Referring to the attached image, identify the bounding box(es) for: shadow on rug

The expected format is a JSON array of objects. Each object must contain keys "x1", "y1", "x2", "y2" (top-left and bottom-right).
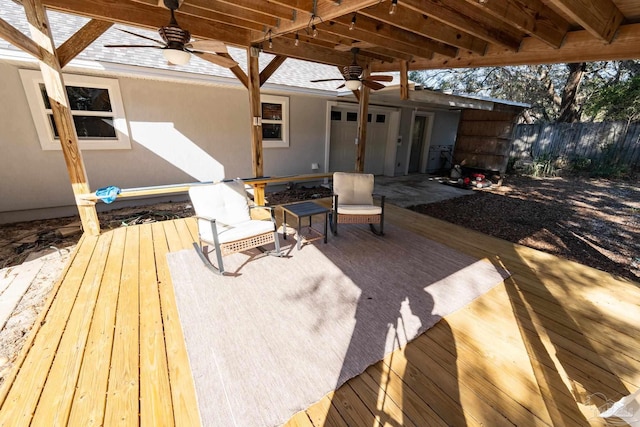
[{"x1": 167, "y1": 224, "x2": 510, "y2": 427}]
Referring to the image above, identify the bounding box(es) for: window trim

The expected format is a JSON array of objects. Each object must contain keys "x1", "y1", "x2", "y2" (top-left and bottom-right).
[
  {"x1": 261, "y1": 94, "x2": 289, "y2": 148},
  {"x1": 19, "y1": 69, "x2": 131, "y2": 151}
]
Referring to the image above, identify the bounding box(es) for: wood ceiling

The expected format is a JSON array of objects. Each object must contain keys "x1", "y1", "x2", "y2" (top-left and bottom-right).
[{"x1": 18, "y1": 0, "x2": 640, "y2": 72}]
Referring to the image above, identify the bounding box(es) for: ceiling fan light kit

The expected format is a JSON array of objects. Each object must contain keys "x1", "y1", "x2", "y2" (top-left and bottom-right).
[
  {"x1": 345, "y1": 79, "x2": 361, "y2": 90},
  {"x1": 163, "y1": 48, "x2": 190, "y2": 65}
]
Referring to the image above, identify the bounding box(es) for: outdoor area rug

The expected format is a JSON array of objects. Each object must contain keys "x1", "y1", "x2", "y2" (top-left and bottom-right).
[{"x1": 167, "y1": 224, "x2": 511, "y2": 427}]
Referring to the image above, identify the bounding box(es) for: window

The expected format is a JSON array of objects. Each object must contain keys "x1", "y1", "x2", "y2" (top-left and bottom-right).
[
  {"x1": 261, "y1": 94, "x2": 289, "y2": 148},
  {"x1": 331, "y1": 110, "x2": 342, "y2": 121},
  {"x1": 346, "y1": 112, "x2": 358, "y2": 122},
  {"x1": 19, "y1": 70, "x2": 131, "y2": 150}
]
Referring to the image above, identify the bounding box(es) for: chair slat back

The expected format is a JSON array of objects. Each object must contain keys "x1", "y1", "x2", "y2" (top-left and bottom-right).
[
  {"x1": 333, "y1": 172, "x2": 374, "y2": 205},
  {"x1": 189, "y1": 180, "x2": 251, "y2": 226}
]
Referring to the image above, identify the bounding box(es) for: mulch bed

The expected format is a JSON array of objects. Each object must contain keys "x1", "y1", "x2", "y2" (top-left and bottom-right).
[{"x1": 409, "y1": 175, "x2": 640, "y2": 283}]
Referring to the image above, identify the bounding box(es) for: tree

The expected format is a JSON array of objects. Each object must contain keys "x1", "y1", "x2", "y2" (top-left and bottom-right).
[
  {"x1": 410, "y1": 61, "x2": 640, "y2": 123},
  {"x1": 583, "y1": 62, "x2": 640, "y2": 123}
]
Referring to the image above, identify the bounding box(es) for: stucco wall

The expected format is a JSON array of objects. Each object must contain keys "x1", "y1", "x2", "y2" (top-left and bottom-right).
[
  {"x1": 0, "y1": 62, "x2": 329, "y2": 222},
  {"x1": 394, "y1": 107, "x2": 460, "y2": 176}
]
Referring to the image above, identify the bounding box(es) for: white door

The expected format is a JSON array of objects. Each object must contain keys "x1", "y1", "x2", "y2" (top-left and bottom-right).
[{"x1": 329, "y1": 107, "x2": 390, "y2": 174}]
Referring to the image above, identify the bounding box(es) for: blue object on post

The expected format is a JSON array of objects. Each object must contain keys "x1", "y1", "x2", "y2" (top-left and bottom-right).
[{"x1": 95, "y1": 186, "x2": 121, "y2": 203}]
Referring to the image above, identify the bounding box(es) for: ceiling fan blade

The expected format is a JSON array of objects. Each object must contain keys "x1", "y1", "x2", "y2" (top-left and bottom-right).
[
  {"x1": 310, "y1": 78, "x2": 345, "y2": 83},
  {"x1": 362, "y1": 79, "x2": 386, "y2": 90},
  {"x1": 369, "y1": 75, "x2": 394, "y2": 82},
  {"x1": 336, "y1": 83, "x2": 346, "y2": 89},
  {"x1": 187, "y1": 39, "x2": 228, "y2": 54},
  {"x1": 192, "y1": 51, "x2": 238, "y2": 68},
  {"x1": 117, "y1": 28, "x2": 166, "y2": 46},
  {"x1": 104, "y1": 44, "x2": 163, "y2": 49}
]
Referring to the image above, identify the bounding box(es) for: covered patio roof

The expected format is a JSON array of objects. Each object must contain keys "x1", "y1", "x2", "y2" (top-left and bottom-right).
[{"x1": 19, "y1": 0, "x2": 640, "y2": 71}]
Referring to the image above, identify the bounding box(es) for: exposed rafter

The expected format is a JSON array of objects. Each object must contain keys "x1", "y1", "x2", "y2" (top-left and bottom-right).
[
  {"x1": 545, "y1": 0, "x2": 624, "y2": 43},
  {"x1": 359, "y1": 4, "x2": 487, "y2": 55},
  {"x1": 462, "y1": 0, "x2": 570, "y2": 48}
]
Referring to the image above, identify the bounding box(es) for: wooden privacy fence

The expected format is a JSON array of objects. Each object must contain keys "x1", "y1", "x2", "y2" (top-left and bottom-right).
[{"x1": 510, "y1": 122, "x2": 640, "y2": 169}]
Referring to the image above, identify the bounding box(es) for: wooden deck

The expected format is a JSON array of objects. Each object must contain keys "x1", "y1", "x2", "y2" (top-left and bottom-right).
[{"x1": 1, "y1": 203, "x2": 638, "y2": 426}]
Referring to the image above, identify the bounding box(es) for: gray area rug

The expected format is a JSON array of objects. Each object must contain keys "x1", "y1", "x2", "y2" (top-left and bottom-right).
[{"x1": 167, "y1": 224, "x2": 510, "y2": 427}]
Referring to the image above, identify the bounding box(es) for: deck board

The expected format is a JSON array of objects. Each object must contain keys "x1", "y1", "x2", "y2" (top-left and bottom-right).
[
  {"x1": 104, "y1": 225, "x2": 140, "y2": 426},
  {"x1": 139, "y1": 223, "x2": 174, "y2": 426},
  {"x1": 68, "y1": 228, "x2": 126, "y2": 426},
  {"x1": 152, "y1": 221, "x2": 201, "y2": 427},
  {"x1": 0, "y1": 203, "x2": 639, "y2": 426}
]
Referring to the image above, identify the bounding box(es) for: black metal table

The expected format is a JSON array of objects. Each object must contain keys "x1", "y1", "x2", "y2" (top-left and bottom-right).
[{"x1": 282, "y1": 201, "x2": 329, "y2": 250}]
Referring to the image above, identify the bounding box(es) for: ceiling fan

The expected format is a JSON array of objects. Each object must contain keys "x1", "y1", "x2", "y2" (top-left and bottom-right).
[
  {"x1": 310, "y1": 48, "x2": 393, "y2": 91},
  {"x1": 104, "y1": 0, "x2": 237, "y2": 68}
]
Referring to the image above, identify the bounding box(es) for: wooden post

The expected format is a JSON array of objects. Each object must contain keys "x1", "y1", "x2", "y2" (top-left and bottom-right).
[
  {"x1": 400, "y1": 60, "x2": 409, "y2": 100},
  {"x1": 355, "y1": 64, "x2": 371, "y2": 173},
  {"x1": 23, "y1": 0, "x2": 100, "y2": 235},
  {"x1": 247, "y1": 46, "x2": 265, "y2": 204}
]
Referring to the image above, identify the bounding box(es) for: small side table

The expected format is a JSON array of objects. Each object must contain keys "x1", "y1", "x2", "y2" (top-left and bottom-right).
[{"x1": 282, "y1": 201, "x2": 329, "y2": 250}]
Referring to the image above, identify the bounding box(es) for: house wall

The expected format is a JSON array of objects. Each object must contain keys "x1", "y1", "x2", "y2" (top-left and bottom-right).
[
  {"x1": 0, "y1": 62, "x2": 329, "y2": 223},
  {"x1": 394, "y1": 107, "x2": 460, "y2": 176}
]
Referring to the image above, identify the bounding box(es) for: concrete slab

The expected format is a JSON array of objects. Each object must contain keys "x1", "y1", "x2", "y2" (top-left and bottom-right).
[{"x1": 374, "y1": 174, "x2": 473, "y2": 208}]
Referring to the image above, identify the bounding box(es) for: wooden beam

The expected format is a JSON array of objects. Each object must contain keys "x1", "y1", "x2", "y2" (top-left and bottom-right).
[
  {"x1": 400, "y1": 0, "x2": 523, "y2": 51},
  {"x1": 219, "y1": 52, "x2": 249, "y2": 88},
  {"x1": 57, "y1": 19, "x2": 113, "y2": 67},
  {"x1": 331, "y1": 13, "x2": 457, "y2": 57},
  {"x1": 298, "y1": 31, "x2": 406, "y2": 62},
  {"x1": 247, "y1": 48, "x2": 263, "y2": 181},
  {"x1": 400, "y1": 60, "x2": 408, "y2": 100},
  {"x1": 372, "y1": 24, "x2": 640, "y2": 71},
  {"x1": 462, "y1": 0, "x2": 569, "y2": 48},
  {"x1": 132, "y1": 0, "x2": 280, "y2": 28},
  {"x1": 42, "y1": 0, "x2": 252, "y2": 47},
  {"x1": 264, "y1": 35, "x2": 353, "y2": 67},
  {"x1": 545, "y1": 0, "x2": 624, "y2": 43},
  {"x1": 260, "y1": 55, "x2": 287, "y2": 86},
  {"x1": 267, "y1": 0, "x2": 314, "y2": 13},
  {"x1": 256, "y1": 0, "x2": 383, "y2": 43},
  {"x1": 318, "y1": 20, "x2": 434, "y2": 61},
  {"x1": 23, "y1": 0, "x2": 100, "y2": 235},
  {"x1": 215, "y1": 0, "x2": 296, "y2": 21},
  {"x1": 359, "y1": 4, "x2": 487, "y2": 55},
  {"x1": 355, "y1": 63, "x2": 370, "y2": 173},
  {"x1": 0, "y1": 16, "x2": 42, "y2": 59}
]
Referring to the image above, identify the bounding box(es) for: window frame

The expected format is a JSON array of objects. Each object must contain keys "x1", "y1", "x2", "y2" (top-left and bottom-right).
[
  {"x1": 260, "y1": 94, "x2": 289, "y2": 148},
  {"x1": 19, "y1": 69, "x2": 131, "y2": 151}
]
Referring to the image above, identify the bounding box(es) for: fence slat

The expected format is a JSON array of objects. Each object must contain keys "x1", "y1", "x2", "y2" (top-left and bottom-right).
[{"x1": 511, "y1": 122, "x2": 640, "y2": 171}]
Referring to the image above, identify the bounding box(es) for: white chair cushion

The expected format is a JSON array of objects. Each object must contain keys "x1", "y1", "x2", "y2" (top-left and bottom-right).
[
  {"x1": 333, "y1": 172, "x2": 374, "y2": 205},
  {"x1": 337, "y1": 205, "x2": 382, "y2": 215},
  {"x1": 189, "y1": 180, "x2": 251, "y2": 226},
  {"x1": 198, "y1": 219, "x2": 274, "y2": 244}
]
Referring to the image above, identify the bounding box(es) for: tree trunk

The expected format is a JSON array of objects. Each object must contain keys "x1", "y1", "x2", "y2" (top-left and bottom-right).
[{"x1": 558, "y1": 62, "x2": 586, "y2": 123}]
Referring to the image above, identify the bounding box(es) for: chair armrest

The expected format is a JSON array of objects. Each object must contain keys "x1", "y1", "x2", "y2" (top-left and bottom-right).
[
  {"x1": 249, "y1": 205, "x2": 274, "y2": 212},
  {"x1": 249, "y1": 205, "x2": 276, "y2": 221},
  {"x1": 373, "y1": 193, "x2": 386, "y2": 209},
  {"x1": 194, "y1": 214, "x2": 216, "y2": 223}
]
